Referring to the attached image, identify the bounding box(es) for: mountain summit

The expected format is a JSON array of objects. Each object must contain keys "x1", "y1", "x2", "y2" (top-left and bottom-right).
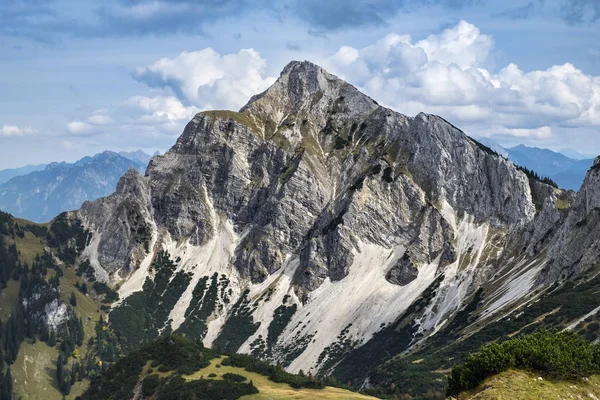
[{"x1": 16, "y1": 61, "x2": 599, "y2": 398}]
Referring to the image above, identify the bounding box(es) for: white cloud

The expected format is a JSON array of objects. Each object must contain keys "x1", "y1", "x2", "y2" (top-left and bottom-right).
[
  {"x1": 67, "y1": 121, "x2": 94, "y2": 134},
  {"x1": 88, "y1": 114, "x2": 114, "y2": 125},
  {"x1": 134, "y1": 48, "x2": 276, "y2": 111},
  {"x1": 324, "y1": 21, "x2": 600, "y2": 141},
  {"x1": 0, "y1": 125, "x2": 38, "y2": 136},
  {"x1": 128, "y1": 95, "x2": 197, "y2": 125}
]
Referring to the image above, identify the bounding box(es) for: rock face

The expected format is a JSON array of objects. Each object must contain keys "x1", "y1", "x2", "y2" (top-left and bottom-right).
[
  {"x1": 542, "y1": 159, "x2": 600, "y2": 282},
  {"x1": 75, "y1": 61, "x2": 598, "y2": 376}
]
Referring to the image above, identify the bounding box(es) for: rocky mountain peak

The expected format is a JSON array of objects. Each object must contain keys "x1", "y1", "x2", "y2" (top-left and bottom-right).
[{"x1": 73, "y1": 61, "x2": 567, "y2": 379}]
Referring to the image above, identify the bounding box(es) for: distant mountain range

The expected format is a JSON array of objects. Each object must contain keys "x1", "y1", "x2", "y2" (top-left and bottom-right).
[
  {"x1": 478, "y1": 138, "x2": 595, "y2": 191},
  {"x1": 0, "y1": 150, "x2": 151, "y2": 222},
  {"x1": 0, "y1": 163, "x2": 47, "y2": 185}
]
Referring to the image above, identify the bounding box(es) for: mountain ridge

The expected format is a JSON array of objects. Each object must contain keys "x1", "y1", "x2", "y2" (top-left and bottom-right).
[{"x1": 0, "y1": 150, "x2": 150, "y2": 223}]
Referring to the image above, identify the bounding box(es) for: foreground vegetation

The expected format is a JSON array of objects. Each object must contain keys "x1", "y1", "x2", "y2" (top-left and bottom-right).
[
  {"x1": 188, "y1": 357, "x2": 378, "y2": 400},
  {"x1": 78, "y1": 334, "x2": 376, "y2": 400},
  {"x1": 456, "y1": 370, "x2": 600, "y2": 400},
  {"x1": 448, "y1": 330, "x2": 600, "y2": 396}
]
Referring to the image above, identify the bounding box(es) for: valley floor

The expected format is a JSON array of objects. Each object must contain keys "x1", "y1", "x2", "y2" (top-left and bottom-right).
[{"x1": 457, "y1": 370, "x2": 600, "y2": 400}]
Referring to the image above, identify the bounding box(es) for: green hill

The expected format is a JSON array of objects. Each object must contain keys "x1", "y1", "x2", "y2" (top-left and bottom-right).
[
  {"x1": 449, "y1": 330, "x2": 600, "y2": 399},
  {"x1": 77, "y1": 334, "x2": 377, "y2": 400},
  {"x1": 456, "y1": 370, "x2": 600, "y2": 400}
]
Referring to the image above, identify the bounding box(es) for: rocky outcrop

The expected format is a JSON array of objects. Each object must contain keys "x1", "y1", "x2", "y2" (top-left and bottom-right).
[
  {"x1": 80, "y1": 167, "x2": 153, "y2": 274},
  {"x1": 541, "y1": 158, "x2": 600, "y2": 282}
]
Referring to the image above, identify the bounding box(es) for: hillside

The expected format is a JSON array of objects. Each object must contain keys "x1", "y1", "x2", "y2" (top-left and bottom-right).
[
  {"x1": 449, "y1": 330, "x2": 600, "y2": 400},
  {"x1": 78, "y1": 334, "x2": 375, "y2": 400},
  {"x1": 0, "y1": 210, "x2": 113, "y2": 399},
  {"x1": 456, "y1": 370, "x2": 600, "y2": 400}
]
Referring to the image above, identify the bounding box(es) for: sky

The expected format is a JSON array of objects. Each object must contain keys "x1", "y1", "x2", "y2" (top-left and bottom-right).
[{"x1": 0, "y1": 0, "x2": 599, "y2": 169}]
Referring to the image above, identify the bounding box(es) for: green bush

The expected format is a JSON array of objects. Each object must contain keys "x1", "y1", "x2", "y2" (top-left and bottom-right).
[
  {"x1": 223, "y1": 373, "x2": 247, "y2": 382},
  {"x1": 447, "y1": 330, "x2": 600, "y2": 396},
  {"x1": 142, "y1": 375, "x2": 160, "y2": 397}
]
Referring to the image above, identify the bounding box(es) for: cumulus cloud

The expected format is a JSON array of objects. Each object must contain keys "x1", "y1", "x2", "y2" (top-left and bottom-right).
[
  {"x1": 56, "y1": 48, "x2": 276, "y2": 141},
  {"x1": 67, "y1": 121, "x2": 94, "y2": 134},
  {"x1": 88, "y1": 114, "x2": 115, "y2": 125},
  {"x1": 324, "y1": 21, "x2": 600, "y2": 140},
  {"x1": 134, "y1": 48, "x2": 276, "y2": 111},
  {"x1": 0, "y1": 125, "x2": 38, "y2": 136},
  {"x1": 128, "y1": 95, "x2": 197, "y2": 125}
]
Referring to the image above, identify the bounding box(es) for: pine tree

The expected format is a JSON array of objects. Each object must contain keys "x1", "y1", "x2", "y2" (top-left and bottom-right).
[
  {"x1": 80, "y1": 282, "x2": 88, "y2": 295},
  {"x1": 56, "y1": 354, "x2": 64, "y2": 388},
  {"x1": 48, "y1": 330, "x2": 57, "y2": 347},
  {"x1": 70, "y1": 292, "x2": 77, "y2": 307},
  {"x1": 3, "y1": 368, "x2": 13, "y2": 400},
  {"x1": 77, "y1": 318, "x2": 84, "y2": 346}
]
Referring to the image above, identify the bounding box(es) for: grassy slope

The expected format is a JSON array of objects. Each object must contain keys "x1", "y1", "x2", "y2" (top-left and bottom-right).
[
  {"x1": 184, "y1": 357, "x2": 379, "y2": 400},
  {"x1": 457, "y1": 370, "x2": 600, "y2": 400},
  {"x1": 12, "y1": 340, "x2": 88, "y2": 400},
  {"x1": 0, "y1": 280, "x2": 19, "y2": 321},
  {"x1": 58, "y1": 267, "x2": 105, "y2": 342},
  {"x1": 12, "y1": 228, "x2": 46, "y2": 264}
]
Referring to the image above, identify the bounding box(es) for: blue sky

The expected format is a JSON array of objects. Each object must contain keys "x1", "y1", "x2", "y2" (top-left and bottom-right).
[{"x1": 0, "y1": 0, "x2": 599, "y2": 169}]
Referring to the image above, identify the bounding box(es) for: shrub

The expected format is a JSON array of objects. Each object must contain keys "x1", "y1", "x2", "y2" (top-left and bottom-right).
[
  {"x1": 447, "y1": 330, "x2": 600, "y2": 396},
  {"x1": 142, "y1": 375, "x2": 160, "y2": 397},
  {"x1": 223, "y1": 373, "x2": 247, "y2": 382}
]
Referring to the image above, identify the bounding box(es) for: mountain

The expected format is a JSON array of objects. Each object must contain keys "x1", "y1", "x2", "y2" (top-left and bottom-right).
[
  {"x1": 477, "y1": 137, "x2": 509, "y2": 158},
  {"x1": 559, "y1": 148, "x2": 595, "y2": 160},
  {"x1": 0, "y1": 151, "x2": 149, "y2": 223},
  {"x1": 76, "y1": 61, "x2": 600, "y2": 396},
  {"x1": 0, "y1": 163, "x2": 47, "y2": 185},
  {"x1": 75, "y1": 62, "x2": 584, "y2": 386},
  {"x1": 118, "y1": 150, "x2": 154, "y2": 165},
  {"x1": 2, "y1": 61, "x2": 600, "y2": 400},
  {"x1": 477, "y1": 139, "x2": 594, "y2": 191}
]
